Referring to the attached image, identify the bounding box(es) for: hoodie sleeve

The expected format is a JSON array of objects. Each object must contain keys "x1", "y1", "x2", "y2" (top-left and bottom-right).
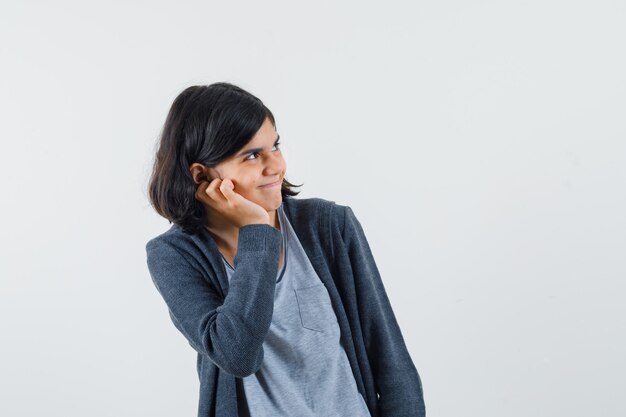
[
  {"x1": 145, "y1": 223, "x2": 282, "y2": 378},
  {"x1": 342, "y1": 205, "x2": 426, "y2": 417}
]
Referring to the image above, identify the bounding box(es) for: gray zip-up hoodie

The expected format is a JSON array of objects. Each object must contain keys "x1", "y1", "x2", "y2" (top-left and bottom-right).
[{"x1": 145, "y1": 196, "x2": 426, "y2": 417}]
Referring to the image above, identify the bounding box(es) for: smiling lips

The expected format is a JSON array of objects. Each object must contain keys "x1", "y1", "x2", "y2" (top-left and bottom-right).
[{"x1": 259, "y1": 179, "x2": 281, "y2": 188}]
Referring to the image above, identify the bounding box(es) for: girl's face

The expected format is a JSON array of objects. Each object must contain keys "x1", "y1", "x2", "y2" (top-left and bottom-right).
[{"x1": 197, "y1": 117, "x2": 286, "y2": 211}]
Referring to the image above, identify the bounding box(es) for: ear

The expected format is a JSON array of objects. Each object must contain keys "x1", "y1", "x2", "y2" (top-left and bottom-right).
[{"x1": 189, "y1": 163, "x2": 210, "y2": 185}]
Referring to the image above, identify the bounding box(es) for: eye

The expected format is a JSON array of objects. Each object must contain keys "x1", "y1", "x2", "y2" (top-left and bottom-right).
[{"x1": 244, "y1": 141, "x2": 281, "y2": 161}]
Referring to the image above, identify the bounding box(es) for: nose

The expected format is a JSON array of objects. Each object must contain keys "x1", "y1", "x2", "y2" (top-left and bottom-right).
[{"x1": 263, "y1": 151, "x2": 285, "y2": 176}]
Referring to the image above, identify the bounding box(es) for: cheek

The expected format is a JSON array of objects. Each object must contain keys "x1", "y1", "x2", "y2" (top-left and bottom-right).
[
  {"x1": 230, "y1": 171, "x2": 257, "y2": 190},
  {"x1": 272, "y1": 158, "x2": 286, "y2": 177}
]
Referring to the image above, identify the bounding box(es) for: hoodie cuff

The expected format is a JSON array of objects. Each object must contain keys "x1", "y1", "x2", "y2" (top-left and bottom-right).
[{"x1": 237, "y1": 223, "x2": 282, "y2": 252}]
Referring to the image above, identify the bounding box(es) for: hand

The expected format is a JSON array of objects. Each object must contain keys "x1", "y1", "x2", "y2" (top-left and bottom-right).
[{"x1": 195, "y1": 177, "x2": 270, "y2": 228}]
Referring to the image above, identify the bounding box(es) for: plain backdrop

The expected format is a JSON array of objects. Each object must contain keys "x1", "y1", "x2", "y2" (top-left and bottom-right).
[{"x1": 1, "y1": 1, "x2": 625, "y2": 416}]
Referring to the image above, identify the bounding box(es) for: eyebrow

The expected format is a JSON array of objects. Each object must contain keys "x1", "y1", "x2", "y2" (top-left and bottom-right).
[{"x1": 236, "y1": 135, "x2": 281, "y2": 157}]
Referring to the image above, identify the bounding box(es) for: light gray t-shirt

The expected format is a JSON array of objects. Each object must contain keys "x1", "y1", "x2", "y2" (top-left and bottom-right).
[{"x1": 220, "y1": 202, "x2": 371, "y2": 417}]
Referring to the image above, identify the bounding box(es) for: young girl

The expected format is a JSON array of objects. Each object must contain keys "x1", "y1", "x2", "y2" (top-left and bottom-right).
[{"x1": 145, "y1": 82, "x2": 425, "y2": 417}]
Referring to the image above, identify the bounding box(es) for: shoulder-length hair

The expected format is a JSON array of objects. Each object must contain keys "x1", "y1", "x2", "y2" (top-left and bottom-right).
[{"x1": 147, "y1": 82, "x2": 302, "y2": 235}]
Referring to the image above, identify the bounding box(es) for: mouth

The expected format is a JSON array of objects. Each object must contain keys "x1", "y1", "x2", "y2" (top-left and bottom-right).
[{"x1": 259, "y1": 178, "x2": 282, "y2": 188}]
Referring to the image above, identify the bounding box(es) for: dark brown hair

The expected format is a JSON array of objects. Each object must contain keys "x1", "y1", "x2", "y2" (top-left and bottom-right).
[{"x1": 147, "y1": 82, "x2": 302, "y2": 235}]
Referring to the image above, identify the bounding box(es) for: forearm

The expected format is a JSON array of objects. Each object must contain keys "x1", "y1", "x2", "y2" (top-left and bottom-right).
[{"x1": 146, "y1": 223, "x2": 282, "y2": 377}]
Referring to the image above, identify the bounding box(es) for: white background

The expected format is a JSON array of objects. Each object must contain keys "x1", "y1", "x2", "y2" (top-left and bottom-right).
[{"x1": 1, "y1": 1, "x2": 625, "y2": 416}]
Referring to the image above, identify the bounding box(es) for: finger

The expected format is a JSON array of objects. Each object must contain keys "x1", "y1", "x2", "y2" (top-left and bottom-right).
[
  {"x1": 197, "y1": 179, "x2": 220, "y2": 206},
  {"x1": 219, "y1": 178, "x2": 241, "y2": 204},
  {"x1": 206, "y1": 178, "x2": 228, "y2": 204},
  {"x1": 195, "y1": 180, "x2": 211, "y2": 203}
]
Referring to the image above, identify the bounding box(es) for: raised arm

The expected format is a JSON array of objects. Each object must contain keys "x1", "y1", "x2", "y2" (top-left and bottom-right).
[{"x1": 145, "y1": 223, "x2": 281, "y2": 378}]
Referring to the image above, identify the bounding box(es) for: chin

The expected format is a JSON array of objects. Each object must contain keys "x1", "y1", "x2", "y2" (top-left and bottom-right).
[{"x1": 255, "y1": 194, "x2": 283, "y2": 211}]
